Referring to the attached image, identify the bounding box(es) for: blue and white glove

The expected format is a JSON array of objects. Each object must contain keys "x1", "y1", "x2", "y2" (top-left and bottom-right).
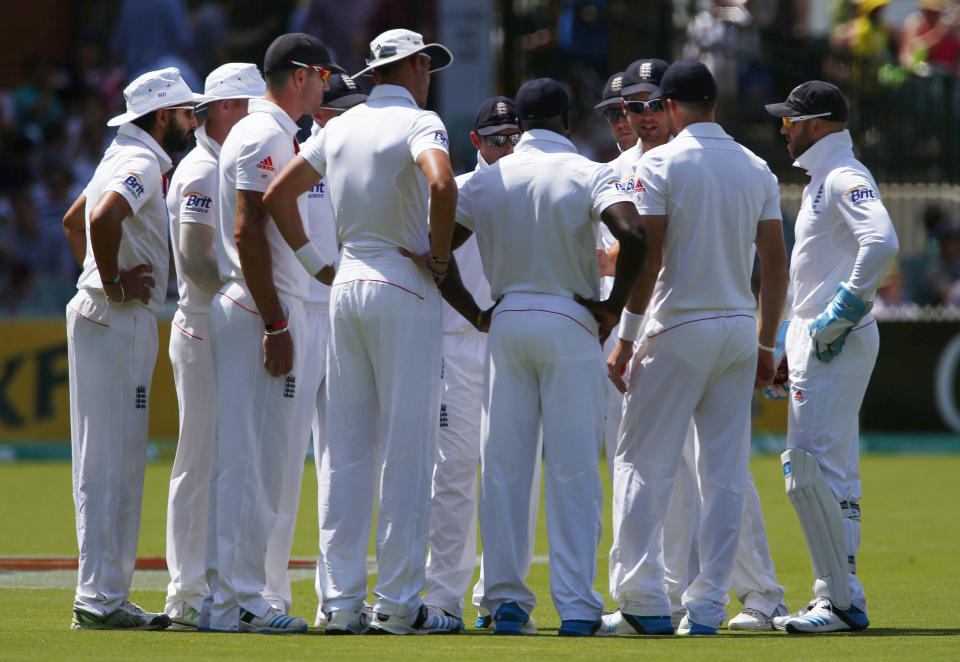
[
  {"x1": 763, "y1": 320, "x2": 791, "y2": 400},
  {"x1": 808, "y1": 284, "x2": 870, "y2": 363}
]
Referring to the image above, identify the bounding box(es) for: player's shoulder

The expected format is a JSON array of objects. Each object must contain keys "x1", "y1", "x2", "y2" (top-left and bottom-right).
[{"x1": 826, "y1": 163, "x2": 881, "y2": 204}]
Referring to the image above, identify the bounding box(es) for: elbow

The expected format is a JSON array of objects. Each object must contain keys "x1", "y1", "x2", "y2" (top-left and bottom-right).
[
  {"x1": 430, "y1": 177, "x2": 458, "y2": 202},
  {"x1": 234, "y1": 223, "x2": 258, "y2": 253}
]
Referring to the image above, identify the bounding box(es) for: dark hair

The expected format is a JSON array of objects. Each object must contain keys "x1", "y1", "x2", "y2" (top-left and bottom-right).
[
  {"x1": 674, "y1": 98, "x2": 718, "y2": 115},
  {"x1": 374, "y1": 56, "x2": 413, "y2": 82},
  {"x1": 131, "y1": 110, "x2": 158, "y2": 132},
  {"x1": 265, "y1": 68, "x2": 293, "y2": 92},
  {"x1": 520, "y1": 115, "x2": 567, "y2": 134}
]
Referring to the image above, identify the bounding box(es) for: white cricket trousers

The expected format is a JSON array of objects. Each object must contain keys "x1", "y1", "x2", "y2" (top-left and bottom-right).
[
  {"x1": 661, "y1": 422, "x2": 786, "y2": 618},
  {"x1": 479, "y1": 293, "x2": 605, "y2": 622},
  {"x1": 67, "y1": 291, "x2": 157, "y2": 614},
  {"x1": 611, "y1": 313, "x2": 756, "y2": 629},
  {"x1": 318, "y1": 259, "x2": 441, "y2": 619},
  {"x1": 786, "y1": 316, "x2": 878, "y2": 612},
  {"x1": 165, "y1": 309, "x2": 216, "y2": 615},
  {"x1": 205, "y1": 283, "x2": 308, "y2": 630},
  {"x1": 262, "y1": 304, "x2": 327, "y2": 613}
]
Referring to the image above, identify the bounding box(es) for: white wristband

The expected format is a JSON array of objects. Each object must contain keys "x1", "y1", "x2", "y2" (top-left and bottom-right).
[
  {"x1": 617, "y1": 309, "x2": 644, "y2": 343},
  {"x1": 758, "y1": 343, "x2": 775, "y2": 353},
  {"x1": 295, "y1": 241, "x2": 326, "y2": 277}
]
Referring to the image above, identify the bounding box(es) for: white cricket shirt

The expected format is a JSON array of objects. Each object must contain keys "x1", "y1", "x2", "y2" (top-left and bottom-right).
[
  {"x1": 298, "y1": 84, "x2": 449, "y2": 268},
  {"x1": 76, "y1": 122, "x2": 172, "y2": 313},
  {"x1": 167, "y1": 123, "x2": 220, "y2": 314},
  {"x1": 789, "y1": 129, "x2": 898, "y2": 317},
  {"x1": 455, "y1": 129, "x2": 631, "y2": 300},
  {"x1": 300, "y1": 124, "x2": 339, "y2": 310},
  {"x1": 634, "y1": 122, "x2": 781, "y2": 331},
  {"x1": 442, "y1": 153, "x2": 494, "y2": 334},
  {"x1": 216, "y1": 97, "x2": 308, "y2": 306}
]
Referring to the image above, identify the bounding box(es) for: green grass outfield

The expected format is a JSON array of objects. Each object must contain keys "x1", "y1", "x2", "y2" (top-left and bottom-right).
[{"x1": 1, "y1": 454, "x2": 958, "y2": 660}]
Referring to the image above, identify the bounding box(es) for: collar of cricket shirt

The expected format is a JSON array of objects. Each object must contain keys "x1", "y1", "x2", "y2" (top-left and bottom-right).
[
  {"x1": 794, "y1": 129, "x2": 853, "y2": 176},
  {"x1": 248, "y1": 97, "x2": 301, "y2": 137},
  {"x1": 516, "y1": 128, "x2": 576, "y2": 153},
  {"x1": 368, "y1": 83, "x2": 419, "y2": 108},
  {"x1": 117, "y1": 122, "x2": 173, "y2": 172},
  {"x1": 194, "y1": 123, "x2": 220, "y2": 159}
]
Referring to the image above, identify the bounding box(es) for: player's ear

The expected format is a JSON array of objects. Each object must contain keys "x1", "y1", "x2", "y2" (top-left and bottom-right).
[{"x1": 470, "y1": 131, "x2": 481, "y2": 149}]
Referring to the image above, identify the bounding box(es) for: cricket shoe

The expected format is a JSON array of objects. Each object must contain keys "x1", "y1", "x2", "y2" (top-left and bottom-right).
[
  {"x1": 677, "y1": 614, "x2": 718, "y2": 635},
  {"x1": 369, "y1": 604, "x2": 462, "y2": 635},
  {"x1": 475, "y1": 611, "x2": 492, "y2": 629},
  {"x1": 239, "y1": 607, "x2": 307, "y2": 634},
  {"x1": 598, "y1": 610, "x2": 674, "y2": 635},
  {"x1": 71, "y1": 601, "x2": 171, "y2": 630},
  {"x1": 492, "y1": 602, "x2": 537, "y2": 635},
  {"x1": 324, "y1": 608, "x2": 370, "y2": 635},
  {"x1": 558, "y1": 618, "x2": 616, "y2": 637},
  {"x1": 167, "y1": 603, "x2": 201, "y2": 628},
  {"x1": 783, "y1": 598, "x2": 869, "y2": 634},
  {"x1": 728, "y1": 607, "x2": 777, "y2": 631}
]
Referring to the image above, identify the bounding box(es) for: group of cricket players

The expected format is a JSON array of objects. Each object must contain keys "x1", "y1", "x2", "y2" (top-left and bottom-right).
[{"x1": 64, "y1": 25, "x2": 898, "y2": 640}]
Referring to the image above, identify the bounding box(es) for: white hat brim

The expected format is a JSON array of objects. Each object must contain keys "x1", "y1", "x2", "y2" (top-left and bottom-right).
[
  {"x1": 353, "y1": 43, "x2": 453, "y2": 77},
  {"x1": 106, "y1": 92, "x2": 208, "y2": 127}
]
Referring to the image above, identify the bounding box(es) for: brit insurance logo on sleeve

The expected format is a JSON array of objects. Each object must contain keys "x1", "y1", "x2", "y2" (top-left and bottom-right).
[
  {"x1": 844, "y1": 184, "x2": 878, "y2": 206},
  {"x1": 431, "y1": 131, "x2": 449, "y2": 149},
  {"x1": 183, "y1": 190, "x2": 212, "y2": 213},
  {"x1": 121, "y1": 172, "x2": 146, "y2": 199}
]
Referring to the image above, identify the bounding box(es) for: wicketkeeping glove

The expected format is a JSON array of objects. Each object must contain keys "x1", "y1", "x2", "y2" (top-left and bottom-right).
[
  {"x1": 763, "y1": 320, "x2": 791, "y2": 400},
  {"x1": 808, "y1": 284, "x2": 870, "y2": 363}
]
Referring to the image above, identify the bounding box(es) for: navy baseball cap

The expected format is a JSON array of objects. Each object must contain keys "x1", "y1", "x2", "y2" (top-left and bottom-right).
[
  {"x1": 263, "y1": 33, "x2": 338, "y2": 75},
  {"x1": 516, "y1": 78, "x2": 571, "y2": 121},
  {"x1": 621, "y1": 58, "x2": 670, "y2": 96},
  {"x1": 593, "y1": 72, "x2": 625, "y2": 110},
  {"x1": 651, "y1": 61, "x2": 717, "y2": 102},
  {"x1": 765, "y1": 81, "x2": 849, "y2": 122},
  {"x1": 474, "y1": 96, "x2": 519, "y2": 135},
  {"x1": 323, "y1": 73, "x2": 367, "y2": 108}
]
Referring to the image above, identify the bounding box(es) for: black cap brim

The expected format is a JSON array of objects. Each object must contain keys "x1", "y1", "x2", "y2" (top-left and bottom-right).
[
  {"x1": 325, "y1": 92, "x2": 368, "y2": 108},
  {"x1": 593, "y1": 97, "x2": 622, "y2": 110},
  {"x1": 764, "y1": 101, "x2": 801, "y2": 117}
]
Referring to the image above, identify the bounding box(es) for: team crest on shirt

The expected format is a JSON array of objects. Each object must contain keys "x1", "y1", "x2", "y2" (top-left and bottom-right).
[
  {"x1": 844, "y1": 184, "x2": 878, "y2": 206},
  {"x1": 184, "y1": 191, "x2": 212, "y2": 213},
  {"x1": 121, "y1": 173, "x2": 145, "y2": 199},
  {"x1": 432, "y1": 131, "x2": 449, "y2": 148}
]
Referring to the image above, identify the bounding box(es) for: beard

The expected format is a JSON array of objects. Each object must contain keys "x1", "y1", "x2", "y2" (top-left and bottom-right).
[{"x1": 162, "y1": 119, "x2": 193, "y2": 154}]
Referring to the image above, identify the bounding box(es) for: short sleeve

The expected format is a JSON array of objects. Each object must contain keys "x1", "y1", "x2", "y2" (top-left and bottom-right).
[
  {"x1": 454, "y1": 175, "x2": 476, "y2": 232},
  {"x1": 235, "y1": 131, "x2": 288, "y2": 193},
  {"x1": 408, "y1": 111, "x2": 450, "y2": 160},
  {"x1": 299, "y1": 128, "x2": 327, "y2": 176},
  {"x1": 177, "y1": 168, "x2": 217, "y2": 228},
  {"x1": 104, "y1": 154, "x2": 160, "y2": 215},
  {"x1": 633, "y1": 154, "x2": 667, "y2": 215},
  {"x1": 589, "y1": 162, "x2": 632, "y2": 218},
  {"x1": 759, "y1": 168, "x2": 782, "y2": 221}
]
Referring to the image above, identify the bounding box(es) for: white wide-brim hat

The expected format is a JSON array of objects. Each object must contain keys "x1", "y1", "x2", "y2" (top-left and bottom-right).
[
  {"x1": 197, "y1": 62, "x2": 266, "y2": 104},
  {"x1": 353, "y1": 28, "x2": 453, "y2": 77},
  {"x1": 107, "y1": 67, "x2": 205, "y2": 127}
]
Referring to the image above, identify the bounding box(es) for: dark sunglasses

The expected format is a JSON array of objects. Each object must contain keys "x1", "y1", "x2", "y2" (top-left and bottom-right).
[
  {"x1": 482, "y1": 133, "x2": 521, "y2": 147},
  {"x1": 623, "y1": 98, "x2": 664, "y2": 114},
  {"x1": 602, "y1": 108, "x2": 625, "y2": 123}
]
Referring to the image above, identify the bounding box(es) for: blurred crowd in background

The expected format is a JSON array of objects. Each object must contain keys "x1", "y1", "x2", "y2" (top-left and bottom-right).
[{"x1": 2, "y1": 0, "x2": 960, "y2": 316}]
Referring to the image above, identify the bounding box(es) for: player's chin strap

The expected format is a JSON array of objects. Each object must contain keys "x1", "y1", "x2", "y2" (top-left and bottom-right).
[{"x1": 781, "y1": 447, "x2": 853, "y2": 610}]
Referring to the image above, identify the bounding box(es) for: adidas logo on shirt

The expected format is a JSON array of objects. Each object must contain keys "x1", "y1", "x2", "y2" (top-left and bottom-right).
[{"x1": 256, "y1": 156, "x2": 275, "y2": 171}]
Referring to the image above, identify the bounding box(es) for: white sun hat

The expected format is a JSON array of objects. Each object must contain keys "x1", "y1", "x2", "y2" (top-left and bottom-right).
[
  {"x1": 198, "y1": 62, "x2": 266, "y2": 104},
  {"x1": 353, "y1": 28, "x2": 453, "y2": 77},
  {"x1": 107, "y1": 67, "x2": 205, "y2": 127}
]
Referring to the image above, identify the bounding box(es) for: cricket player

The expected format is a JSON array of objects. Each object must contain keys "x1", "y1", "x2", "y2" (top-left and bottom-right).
[
  {"x1": 164, "y1": 62, "x2": 266, "y2": 629},
  {"x1": 449, "y1": 77, "x2": 647, "y2": 637},
  {"x1": 262, "y1": 28, "x2": 461, "y2": 635},
  {"x1": 422, "y1": 96, "x2": 535, "y2": 630},
  {"x1": 261, "y1": 72, "x2": 368, "y2": 625},
  {"x1": 202, "y1": 33, "x2": 336, "y2": 634},
  {"x1": 63, "y1": 67, "x2": 200, "y2": 630},
  {"x1": 605, "y1": 61, "x2": 788, "y2": 636},
  {"x1": 765, "y1": 81, "x2": 898, "y2": 633},
  {"x1": 596, "y1": 71, "x2": 636, "y2": 157}
]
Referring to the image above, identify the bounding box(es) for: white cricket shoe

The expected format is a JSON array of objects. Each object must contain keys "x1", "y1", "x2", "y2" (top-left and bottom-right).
[
  {"x1": 325, "y1": 608, "x2": 370, "y2": 635},
  {"x1": 238, "y1": 607, "x2": 307, "y2": 634},
  {"x1": 677, "y1": 614, "x2": 718, "y2": 635},
  {"x1": 369, "y1": 604, "x2": 462, "y2": 635},
  {"x1": 599, "y1": 610, "x2": 674, "y2": 635},
  {"x1": 71, "y1": 600, "x2": 171, "y2": 631},
  {"x1": 783, "y1": 598, "x2": 869, "y2": 634},
  {"x1": 728, "y1": 607, "x2": 776, "y2": 631},
  {"x1": 167, "y1": 602, "x2": 201, "y2": 628}
]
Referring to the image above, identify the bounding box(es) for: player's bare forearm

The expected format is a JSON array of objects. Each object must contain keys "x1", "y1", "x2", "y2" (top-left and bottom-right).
[
  {"x1": 63, "y1": 193, "x2": 87, "y2": 267},
  {"x1": 418, "y1": 149, "x2": 457, "y2": 265},
  {"x1": 89, "y1": 191, "x2": 131, "y2": 281},
  {"x1": 235, "y1": 189, "x2": 284, "y2": 325},
  {"x1": 601, "y1": 202, "x2": 648, "y2": 310},
  {"x1": 263, "y1": 156, "x2": 320, "y2": 253},
  {"x1": 755, "y1": 219, "x2": 788, "y2": 347},
  {"x1": 623, "y1": 214, "x2": 665, "y2": 315},
  {"x1": 438, "y1": 255, "x2": 484, "y2": 328}
]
